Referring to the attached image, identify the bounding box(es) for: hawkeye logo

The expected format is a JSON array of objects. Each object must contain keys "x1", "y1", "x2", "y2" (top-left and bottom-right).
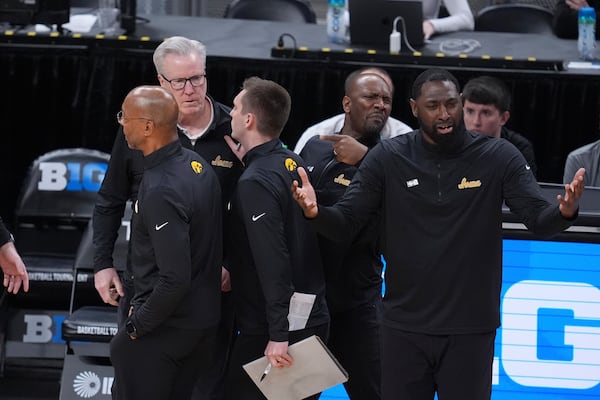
[
  {"x1": 72, "y1": 371, "x2": 112, "y2": 398},
  {"x1": 284, "y1": 158, "x2": 297, "y2": 172},
  {"x1": 38, "y1": 162, "x2": 107, "y2": 192},
  {"x1": 211, "y1": 155, "x2": 234, "y2": 168},
  {"x1": 333, "y1": 174, "x2": 351, "y2": 187},
  {"x1": 457, "y1": 177, "x2": 482, "y2": 189},
  {"x1": 191, "y1": 161, "x2": 203, "y2": 174}
]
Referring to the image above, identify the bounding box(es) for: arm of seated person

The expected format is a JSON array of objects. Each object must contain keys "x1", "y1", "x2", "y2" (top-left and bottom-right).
[{"x1": 320, "y1": 134, "x2": 368, "y2": 165}]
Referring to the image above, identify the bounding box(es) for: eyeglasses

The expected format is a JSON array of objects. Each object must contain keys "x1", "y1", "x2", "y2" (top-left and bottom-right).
[
  {"x1": 160, "y1": 73, "x2": 206, "y2": 90},
  {"x1": 116, "y1": 111, "x2": 152, "y2": 124}
]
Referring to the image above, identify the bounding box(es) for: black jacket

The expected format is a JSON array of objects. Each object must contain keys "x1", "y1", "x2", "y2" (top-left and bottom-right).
[
  {"x1": 128, "y1": 141, "x2": 222, "y2": 336},
  {"x1": 314, "y1": 129, "x2": 575, "y2": 335},
  {"x1": 300, "y1": 134, "x2": 382, "y2": 313},
  {"x1": 0, "y1": 216, "x2": 11, "y2": 246},
  {"x1": 501, "y1": 127, "x2": 538, "y2": 177},
  {"x1": 228, "y1": 139, "x2": 329, "y2": 341},
  {"x1": 93, "y1": 98, "x2": 242, "y2": 273}
]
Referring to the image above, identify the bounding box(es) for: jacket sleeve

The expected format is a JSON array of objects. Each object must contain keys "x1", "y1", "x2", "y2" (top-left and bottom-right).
[
  {"x1": 502, "y1": 143, "x2": 576, "y2": 236},
  {"x1": 0, "y1": 216, "x2": 12, "y2": 246},
  {"x1": 429, "y1": 0, "x2": 475, "y2": 34},
  {"x1": 237, "y1": 178, "x2": 294, "y2": 342},
  {"x1": 507, "y1": 132, "x2": 538, "y2": 178},
  {"x1": 312, "y1": 145, "x2": 386, "y2": 243},
  {"x1": 93, "y1": 129, "x2": 140, "y2": 272},
  {"x1": 521, "y1": 143, "x2": 538, "y2": 178}
]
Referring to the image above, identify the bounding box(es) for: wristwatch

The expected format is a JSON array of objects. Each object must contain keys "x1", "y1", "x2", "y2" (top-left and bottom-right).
[{"x1": 125, "y1": 319, "x2": 138, "y2": 340}]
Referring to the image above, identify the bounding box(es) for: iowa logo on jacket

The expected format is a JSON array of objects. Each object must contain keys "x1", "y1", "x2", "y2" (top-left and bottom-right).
[
  {"x1": 457, "y1": 177, "x2": 482, "y2": 189},
  {"x1": 190, "y1": 161, "x2": 204, "y2": 174},
  {"x1": 284, "y1": 158, "x2": 297, "y2": 172}
]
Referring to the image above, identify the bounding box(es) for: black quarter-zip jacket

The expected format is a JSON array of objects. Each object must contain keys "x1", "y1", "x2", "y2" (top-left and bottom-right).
[
  {"x1": 300, "y1": 134, "x2": 383, "y2": 313},
  {"x1": 229, "y1": 139, "x2": 329, "y2": 341},
  {"x1": 128, "y1": 141, "x2": 222, "y2": 336},
  {"x1": 93, "y1": 98, "x2": 242, "y2": 273},
  {"x1": 313, "y1": 128, "x2": 576, "y2": 335}
]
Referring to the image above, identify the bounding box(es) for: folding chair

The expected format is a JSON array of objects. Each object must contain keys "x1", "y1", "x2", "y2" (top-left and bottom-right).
[{"x1": 475, "y1": 4, "x2": 554, "y2": 33}]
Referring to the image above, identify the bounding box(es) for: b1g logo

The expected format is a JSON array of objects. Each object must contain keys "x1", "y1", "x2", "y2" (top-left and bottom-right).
[
  {"x1": 37, "y1": 162, "x2": 108, "y2": 192},
  {"x1": 501, "y1": 280, "x2": 600, "y2": 390},
  {"x1": 22, "y1": 313, "x2": 66, "y2": 343}
]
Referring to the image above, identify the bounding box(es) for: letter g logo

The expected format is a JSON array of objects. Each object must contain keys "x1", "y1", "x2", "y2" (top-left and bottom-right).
[{"x1": 502, "y1": 280, "x2": 600, "y2": 389}]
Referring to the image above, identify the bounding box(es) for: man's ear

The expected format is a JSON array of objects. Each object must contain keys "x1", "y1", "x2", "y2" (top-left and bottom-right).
[
  {"x1": 143, "y1": 120, "x2": 154, "y2": 136},
  {"x1": 245, "y1": 113, "x2": 255, "y2": 128},
  {"x1": 409, "y1": 98, "x2": 418, "y2": 118},
  {"x1": 342, "y1": 95, "x2": 351, "y2": 113},
  {"x1": 499, "y1": 110, "x2": 510, "y2": 127}
]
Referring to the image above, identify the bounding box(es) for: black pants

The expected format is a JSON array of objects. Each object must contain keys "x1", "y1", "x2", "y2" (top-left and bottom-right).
[
  {"x1": 381, "y1": 327, "x2": 496, "y2": 400},
  {"x1": 324, "y1": 302, "x2": 381, "y2": 400},
  {"x1": 191, "y1": 291, "x2": 236, "y2": 400},
  {"x1": 224, "y1": 323, "x2": 329, "y2": 400},
  {"x1": 116, "y1": 277, "x2": 133, "y2": 328},
  {"x1": 116, "y1": 284, "x2": 234, "y2": 400},
  {"x1": 110, "y1": 324, "x2": 219, "y2": 400}
]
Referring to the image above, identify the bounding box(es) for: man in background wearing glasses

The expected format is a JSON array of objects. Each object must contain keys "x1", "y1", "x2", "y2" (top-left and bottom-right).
[{"x1": 93, "y1": 36, "x2": 242, "y2": 400}]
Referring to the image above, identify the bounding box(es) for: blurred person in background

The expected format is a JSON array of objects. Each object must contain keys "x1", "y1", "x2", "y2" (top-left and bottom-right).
[
  {"x1": 462, "y1": 75, "x2": 538, "y2": 177},
  {"x1": 422, "y1": 0, "x2": 474, "y2": 40}
]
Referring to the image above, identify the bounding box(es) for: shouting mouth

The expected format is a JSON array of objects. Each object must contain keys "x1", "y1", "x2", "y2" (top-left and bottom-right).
[{"x1": 436, "y1": 123, "x2": 453, "y2": 135}]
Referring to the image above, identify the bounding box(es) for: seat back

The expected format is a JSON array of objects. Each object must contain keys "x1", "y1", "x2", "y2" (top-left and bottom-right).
[
  {"x1": 475, "y1": 4, "x2": 554, "y2": 33},
  {"x1": 14, "y1": 148, "x2": 110, "y2": 258},
  {"x1": 0, "y1": 148, "x2": 109, "y2": 369},
  {"x1": 223, "y1": 0, "x2": 317, "y2": 23},
  {"x1": 9, "y1": 148, "x2": 109, "y2": 308}
]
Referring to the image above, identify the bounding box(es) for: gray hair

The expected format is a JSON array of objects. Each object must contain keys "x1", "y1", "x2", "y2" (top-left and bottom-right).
[{"x1": 152, "y1": 36, "x2": 207, "y2": 75}]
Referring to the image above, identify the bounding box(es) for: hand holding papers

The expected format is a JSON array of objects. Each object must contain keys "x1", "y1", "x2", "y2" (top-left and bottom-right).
[{"x1": 243, "y1": 335, "x2": 348, "y2": 400}]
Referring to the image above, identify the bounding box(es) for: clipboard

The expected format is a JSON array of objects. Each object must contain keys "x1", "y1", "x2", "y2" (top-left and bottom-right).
[{"x1": 242, "y1": 335, "x2": 349, "y2": 400}]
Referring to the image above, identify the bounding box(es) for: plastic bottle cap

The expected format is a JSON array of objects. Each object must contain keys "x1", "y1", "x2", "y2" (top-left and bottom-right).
[{"x1": 579, "y1": 6, "x2": 596, "y2": 19}]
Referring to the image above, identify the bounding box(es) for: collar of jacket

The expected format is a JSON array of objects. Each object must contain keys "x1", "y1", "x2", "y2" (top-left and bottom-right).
[
  {"x1": 243, "y1": 138, "x2": 285, "y2": 164},
  {"x1": 142, "y1": 140, "x2": 182, "y2": 170}
]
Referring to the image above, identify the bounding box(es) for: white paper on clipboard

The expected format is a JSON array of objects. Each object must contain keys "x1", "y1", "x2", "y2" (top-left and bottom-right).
[{"x1": 242, "y1": 335, "x2": 348, "y2": 400}]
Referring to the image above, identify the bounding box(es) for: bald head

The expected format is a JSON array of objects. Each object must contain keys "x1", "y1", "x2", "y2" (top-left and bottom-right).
[
  {"x1": 125, "y1": 86, "x2": 178, "y2": 127},
  {"x1": 345, "y1": 67, "x2": 394, "y2": 95},
  {"x1": 120, "y1": 85, "x2": 179, "y2": 155}
]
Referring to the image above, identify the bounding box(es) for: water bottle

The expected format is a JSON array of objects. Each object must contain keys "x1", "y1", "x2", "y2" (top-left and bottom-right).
[
  {"x1": 326, "y1": 0, "x2": 349, "y2": 44},
  {"x1": 97, "y1": 0, "x2": 120, "y2": 34},
  {"x1": 578, "y1": 7, "x2": 596, "y2": 61}
]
